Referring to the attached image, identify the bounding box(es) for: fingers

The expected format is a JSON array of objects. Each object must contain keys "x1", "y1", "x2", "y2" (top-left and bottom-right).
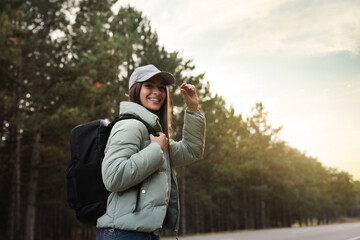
[
  {"x1": 179, "y1": 83, "x2": 199, "y2": 112},
  {"x1": 180, "y1": 83, "x2": 196, "y2": 99},
  {"x1": 155, "y1": 132, "x2": 166, "y2": 137},
  {"x1": 150, "y1": 132, "x2": 168, "y2": 152},
  {"x1": 149, "y1": 134, "x2": 155, "y2": 141},
  {"x1": 180, "y1": 83, "x2": 196, "y2": 93},
  {"x1": 150, "y1": 132, "x2": 167, "y2": 140}
]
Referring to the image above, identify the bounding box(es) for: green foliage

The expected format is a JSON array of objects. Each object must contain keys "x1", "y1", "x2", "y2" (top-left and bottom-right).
[{"x1": 181, "y1": 98, "x2": 360, "y2": 232}]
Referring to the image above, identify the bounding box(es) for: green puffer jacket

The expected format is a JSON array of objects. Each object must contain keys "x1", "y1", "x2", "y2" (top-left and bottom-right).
[{"x1": 96, "y1": 101, "x2": 206, "y2": 233}]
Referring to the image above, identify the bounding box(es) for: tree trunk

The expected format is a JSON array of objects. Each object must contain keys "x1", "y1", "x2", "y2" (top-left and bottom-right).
[
  {"x1": 242, "y1": 186, "x2": 248, "y2": 229},
  {"x1": 235, "y1": 209, "x2": 240, "y2": 229},
  {"x1": 209, "y1": 196, "x2": 214, "y2": 232},
  {"x1": 25, "y1": 132, "x2": 41, "y2": 240},
  {"x1": 9, "y1": 76, "x2": 22, "y2": 240},
  {"x1": 195, "y1": 203, "x2": 200, "y2": 233},
  {"x1": 9, "y1": 124, "x2": 22, "y2": 240},
  {"x1": 260, "y1": 171, "x2": 266, "y2": 228},
  {"x1": 260, "y1": 195, "x2": 266, "y2": 228},
  {"x1": 282, "y1": 205, "x2": 287, "y2": 227}
]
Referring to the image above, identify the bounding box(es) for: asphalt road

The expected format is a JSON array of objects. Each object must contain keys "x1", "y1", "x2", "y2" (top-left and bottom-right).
[{"x1": 164, "y1": 222, "x2": 360, "y2": 240}]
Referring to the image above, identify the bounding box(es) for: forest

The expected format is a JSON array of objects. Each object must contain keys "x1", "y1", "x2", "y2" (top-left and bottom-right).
[{"x1": 1, "y1": 1, "x2": 360, "y2": 240}]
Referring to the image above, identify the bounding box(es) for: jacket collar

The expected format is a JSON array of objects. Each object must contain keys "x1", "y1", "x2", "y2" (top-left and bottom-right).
[{"x1": 119, "y1": 101, "x2": 162, "y2": 131}]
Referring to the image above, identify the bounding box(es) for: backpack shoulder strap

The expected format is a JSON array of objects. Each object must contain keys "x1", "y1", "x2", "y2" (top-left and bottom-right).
[{"x1": 108, "y1": 114, "x2": 158, "y2": 136}]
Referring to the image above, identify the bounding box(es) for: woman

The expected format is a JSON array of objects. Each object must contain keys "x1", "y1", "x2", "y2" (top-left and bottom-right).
[{"x1": 96, "y1": 64, "x2": 206, "y2": 240}]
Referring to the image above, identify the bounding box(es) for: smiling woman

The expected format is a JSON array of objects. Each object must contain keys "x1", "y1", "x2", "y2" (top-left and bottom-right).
[{"x1": 96, "y1": 64, "x2": 206, "y2": 239}]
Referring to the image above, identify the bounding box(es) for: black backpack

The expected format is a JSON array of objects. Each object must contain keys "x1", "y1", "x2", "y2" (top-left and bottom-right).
[{"x1": 66, "y1": 114, "x2": 157, "y2": 226}]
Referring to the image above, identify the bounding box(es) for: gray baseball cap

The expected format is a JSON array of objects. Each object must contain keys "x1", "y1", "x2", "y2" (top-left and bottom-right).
[{"x1": 129, "y1": 64, "x2": 175, "y2": 90}]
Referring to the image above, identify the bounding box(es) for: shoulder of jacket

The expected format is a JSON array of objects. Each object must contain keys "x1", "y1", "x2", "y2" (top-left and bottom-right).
[{"x1": 111, "y1": 118, "x2": 148, "y2": 135}]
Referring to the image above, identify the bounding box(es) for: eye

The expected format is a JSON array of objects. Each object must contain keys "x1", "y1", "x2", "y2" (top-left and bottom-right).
[{"x1": 144, "y1": 83, "x2": 153, "y2": 88}]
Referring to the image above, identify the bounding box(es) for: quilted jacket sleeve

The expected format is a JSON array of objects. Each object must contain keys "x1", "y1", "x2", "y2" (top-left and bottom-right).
[
  {"x1": 170, "y1": 109, "x2": 206, "y2": 167},
  {"x1": 102, "y1": 119, "x2": 164, "y2": 192}
]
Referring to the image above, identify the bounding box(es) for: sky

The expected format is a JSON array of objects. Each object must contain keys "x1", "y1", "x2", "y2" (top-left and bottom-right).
[{"x1": 113, "y1": 0, "x2": 360, "y2": 180}]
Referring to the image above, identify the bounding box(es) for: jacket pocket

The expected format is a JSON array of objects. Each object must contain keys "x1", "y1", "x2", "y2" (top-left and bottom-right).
[
  {"x1": 113, "y1": 186, "x2": 138, "y2": 218},
  {"x1": 132, "y1": 183, "x2": 142, "y2": 213},
  {"x1": 136, "y1": 175, "x2": 152, "y2": 209}
]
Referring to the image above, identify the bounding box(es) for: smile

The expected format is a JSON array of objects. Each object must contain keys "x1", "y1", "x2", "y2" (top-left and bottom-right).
[{"x1": 148, "y1": 98, "x2": 161, "y2": 103}]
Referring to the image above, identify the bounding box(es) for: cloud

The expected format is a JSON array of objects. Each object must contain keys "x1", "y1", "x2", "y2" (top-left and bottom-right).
[
  {"x1": 219, "y1": 0, "x2": 360, "y2": 56},
  {"x1": 115, "y1": 0, "x2": 287, "y2": 53},
  {"x1": 119, "y1": 0, "x2": 360, "y2": 57}
]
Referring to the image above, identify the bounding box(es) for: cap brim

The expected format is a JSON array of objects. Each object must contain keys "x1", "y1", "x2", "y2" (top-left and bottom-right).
[
  {"x1": 137, "y1": 71, "x2": 175, "y2": 85},
  {"x1": 157, "y1": 72, "x2": 175, "y2": 85}
]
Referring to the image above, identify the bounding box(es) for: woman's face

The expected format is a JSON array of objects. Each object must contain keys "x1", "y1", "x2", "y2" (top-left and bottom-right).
[{"x1": 139, "y1": 75, "x2": 166, "y2": 112}]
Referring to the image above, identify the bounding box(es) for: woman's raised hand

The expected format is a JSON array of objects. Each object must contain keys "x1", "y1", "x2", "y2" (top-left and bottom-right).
[
  {"x1": 150, "y1": 132, "x2": 168, "y2": 152},
  {"x1": 180, "y1": 83, "x2": 199, "y2": 112}
]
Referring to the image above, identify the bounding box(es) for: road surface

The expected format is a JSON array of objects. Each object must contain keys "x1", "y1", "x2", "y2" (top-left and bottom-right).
[{"x1": 164, "y1": 222, "x2": 360, "y2": 240}]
